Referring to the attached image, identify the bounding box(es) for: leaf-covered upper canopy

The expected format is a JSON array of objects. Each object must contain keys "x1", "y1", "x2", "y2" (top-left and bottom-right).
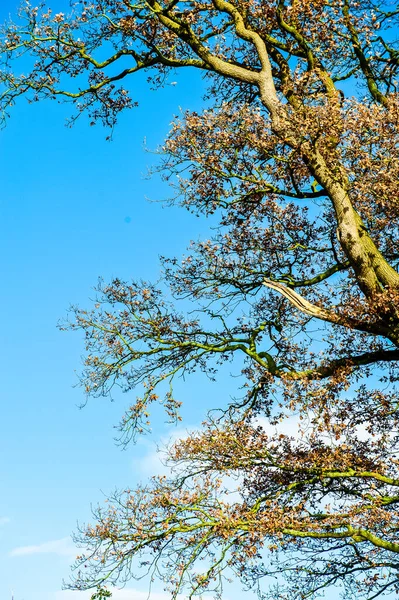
[{"x1": 1, "y1": 0, "x2": 399, "y2": 123}]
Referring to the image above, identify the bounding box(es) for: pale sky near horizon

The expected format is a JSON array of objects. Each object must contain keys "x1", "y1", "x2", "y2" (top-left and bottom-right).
[{"x1": 0, "y1": 1, "x2": 377, "y2": 600}]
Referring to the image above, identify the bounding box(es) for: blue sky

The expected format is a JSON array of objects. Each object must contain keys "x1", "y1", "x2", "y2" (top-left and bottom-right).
[
  {"x1": 0, "y1": 1, "x2": 375, "y2": 600},
  {"x1": 0, "y1": 1, "x2": 224, "y2": 598}
]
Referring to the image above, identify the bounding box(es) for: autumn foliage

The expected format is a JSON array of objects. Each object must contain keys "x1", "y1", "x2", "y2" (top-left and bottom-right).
[{"x1": 3, "y1": 0, "x2": 399, "y2": 598}]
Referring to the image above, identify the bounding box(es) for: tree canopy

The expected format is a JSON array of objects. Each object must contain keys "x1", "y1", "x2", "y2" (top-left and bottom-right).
[{"x1": 3, "y1": 0, "x2": 399, "y2": 598}]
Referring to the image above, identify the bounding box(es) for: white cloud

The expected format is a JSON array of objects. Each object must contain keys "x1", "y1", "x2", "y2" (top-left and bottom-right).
[
  {"x1": 132, "y1": 426, "x2": 197, "y2": 478},
  {"x1": 10, "y1": 536, "x2": 77, "y2": 559},
  {"x1": 0, "y1": 516, "x2": 10, "y2": 526},
  {"x1": 256, "y1": 412, "x2": 374, "y2": 443},
  {"x1": 132, "y1": 442, "x2": 169, "y2": 478},
  {"x1": 254, "y1": 414, "x2": 306, "y2": 439},
  {"x1": 132, "y1": 426, "x2": 243, "y2": 506}
]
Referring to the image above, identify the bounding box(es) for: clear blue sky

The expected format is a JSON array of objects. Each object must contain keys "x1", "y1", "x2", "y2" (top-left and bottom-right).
[{"x1": 0, "y1": 2, "x2": 372, "y2": 600}]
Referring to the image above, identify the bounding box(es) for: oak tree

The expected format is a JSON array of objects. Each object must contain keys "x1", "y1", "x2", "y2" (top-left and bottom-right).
[{"x1": 3, "y1": 0, "x2": 399, "y2": 598}]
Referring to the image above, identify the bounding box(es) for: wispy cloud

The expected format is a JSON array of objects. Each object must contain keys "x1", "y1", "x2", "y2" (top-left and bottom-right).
[
  {"x1": 132, "y1": 425, "x2": 197, "y2": 478},
  {"x1": 10, "y1": 536, "x2": 77, "y2": 559},
  {"x1": 0, "y1": 516, "x2": 10, "y2": 526}
]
